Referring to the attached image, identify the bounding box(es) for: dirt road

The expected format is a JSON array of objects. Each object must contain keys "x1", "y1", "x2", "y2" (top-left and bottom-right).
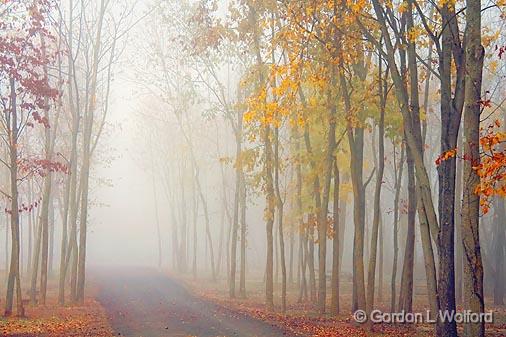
[{"x1": 94, "y1": 267, "x2": 291, "y2": 337}]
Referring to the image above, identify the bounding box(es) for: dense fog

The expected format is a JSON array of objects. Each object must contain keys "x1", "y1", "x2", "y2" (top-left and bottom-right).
[{"x1": 1, "y1": 1, "x2": 505, "y2": 336}]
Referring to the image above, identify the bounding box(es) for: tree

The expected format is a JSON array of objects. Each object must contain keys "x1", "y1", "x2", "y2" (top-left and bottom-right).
[
  {"x1": 366, "y1": 60, "x2": 386, "y2": 317},
  {"x1": 0, "y1": 0, "x2": 59, "y2": 316},
  {"x1": 461, "y1": 0, "x2": 485, "y2": 334}
]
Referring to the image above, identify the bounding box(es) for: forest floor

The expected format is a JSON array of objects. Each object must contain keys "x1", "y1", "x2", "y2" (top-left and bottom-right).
[
  {"x1": 1, "y1": 268, "x2": 505, "y2": 337},
  {"x1": 178, "y1": 272, "x2": 506, "y2": 337},
  {"x1": 0, "y1": 277, "x2": 114, "y2": 337},
  {"x1": 180, "y1": 275, "x2": 425, "y2": 337}
]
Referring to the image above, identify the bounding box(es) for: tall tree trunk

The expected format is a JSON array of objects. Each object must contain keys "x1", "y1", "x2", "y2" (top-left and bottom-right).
[
  {"x1": 76, "y1": 0, "x2": 107, "y2": 303},
  {"x1": 297, "y1": 89, "x2": 319, "y2": 303},
  {"x1": 274, "y1": 210, "x2": 279, "y2": 286},
  {"x1": 76, "y1": 114, "x2": 92, "y2": 303},
  {"x1": 225, "y1": 194, "x2": 232, "y2": 286},
  {"x1": 295, "y1": 127, "x2": 307, "y2": 303},
  {"x1": 61, "y1": 0, "x2": 81, "y2": 304},
  {"x1": 178, "y1": 161, "x2": 187, "y2": 272},
  {"x1": 64, "y1": 124, "x2": 80, "y2": 303},
  {"x1": 298, "y1": 226, "x2": 308, "y2": 302},
  {"x1": 150, "y1": 143, "x2": 162, "y2": 269},
  {"x1": 169, "y1": 184, "x2": 179, "y2": 271},
  {"x1": 378, "y1": 216, "x2": 384, "y2": 303},
  {"x1": 27, "y1": 194, "x2": 32, "y2": 276},
  {"x1": 38, "y1": 34, "x2": 60, "y2": 305},
  {"x1": 289, "y1": 223, "x2": 294, "y2": 285},
  {"x1": 316, "y1": 64, "x2": 338, "y2": 314},
  {"x1": 455, "y1": 131, "x2": 464, "y2": 304},
  {"x1": 49, "y1": 205, "x2": 55, "y2": 274},
  {"x1": 338, "y1": 181, "x2": 347, "y2": 277},
  {"x1": 274, "y1": 127, "x2": 286, "y2": 312},
  {"x1": 217, "y1": 199, "x2": 225, "y2": 277},
  {"x1": 330, "y1": 162, "x2": 340, "y2": 315},
  {"x1": 264, "y1": 123, "x2": 275, "y2": 310},
  {"x1": 30, "y1": 218, "x2": 42, "y2": 305},
  {"x1": 197, "y1": 175, "x2": 216, "y2": 281},
  {"x1": 340, "y1": 71, "x2": 366, "y2": 311},
  {"x1": 5, "y1": 77, "x2": 25, "y2": 317},
  {"x1": 230, "y1": 123, "x2": 242, "y2": 297},
  {"x1": 19, "y1": 218, "x2": 23, "y2": 279},
  {"x1": 366, "y1": 66, "x2": 386, "y2": 315},
  {"x1": 391, "y1": 145, "x2": 404, "y2": 312},
  {"x1": 436, "y1": 2, "x2": 465, "y2": 335},
  {"x1": 69, "y1": 228, "x2": 79, "y2": 301},
  {"x1": 308, "y1": 222, "x2": 317, "y2": 302},
  {"x1": 398, "y1": 147, "x2": 416, "y2": 312},
  {"x1": 5, "y1": 214, "x2": 9, "y2": 278},
  {"x1": 191, "y1": 170, "x2": 198, "y2": 278},
  {"x1": 249, "y1": 4, "x2": 275, "y2": 309},
  {"x1": 406, "y1": 0, "x2": 441, "y2": 319},
  {"x1": 39, "y1": 90, "x2": 53, "y2": 306},
  {"x1": 60, "y1": 13, "x2": 79, "y2": 300},
  {"x1": 301, "y1": 128, "x2": 317, "y2": 304},
  {"x1": 239, "y1": 172, "x2": 247, "y2": 298},
  {"x1": 461, "y1": 3, "x2": 485, "y2": 334},
  {"x1": 58, "y1": 168, "x2": 71, "y2": 305},
  {"x1": 217, "y1": 147, "x2": 231, "y2": 278}
]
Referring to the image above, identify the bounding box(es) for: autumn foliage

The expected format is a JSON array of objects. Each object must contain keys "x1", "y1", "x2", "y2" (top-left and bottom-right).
[
  {"x1": 0, "y1": 1, "x2": 59, "y2": 116},
  {"x1": 474, "y1": 122, "x2": 506, "y2": 213}
]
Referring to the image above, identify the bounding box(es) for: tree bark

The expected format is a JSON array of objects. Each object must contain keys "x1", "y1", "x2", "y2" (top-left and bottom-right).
[
  {"x1": 295, "y1": 127, "x2": 307, "y2": 303},
  {"x1": 308, "y1": 224, "x2": 316, "y2": 302},
  {"x1": 366, "y1": 64, "x2": 386, "y2": 316},
  {"x1": 76, "y1": 109, "x2": 92, "y2": 303},
  {"x1": 198, "y1": 174, "x2": 217, "y2": 281},
  {"x1": 229, "y1": 129, "x2": 242, "y2": 297},
  {"x1": 39, "y1": 71, "x2": 54, "y2": 306},
  {"x1": 455, "y1": 131, "x2": 464, "y2": 304},
  {"x1": 378, "y1": 216, "x2": 384, "y2": 303},
  {"x1": 461, "y1": 2, "x2": 485, "y2": 334},
  {"x1": 435, "y1": 2, "x2": 465, "y2": 335},
  {"x1": 274, "y1": 126, "x2": 287, "y2": 312},
  {"x1": 316, "y1": 64, "x2": 338, "y2": 314},
  {"x1": 289, "y1": 222, "x2": 294, "y2": 285},
  {"x1": 61, "y1": 25, "x2": 80, "y2": 300},
  {"x1": 248, "y1": 3, "x2": 274, "y2": 309},
  {"x1": 391, "y1": 145, "x2": 404, "y2": 312},
  {"x1": 298, "y1": 89, "x2": 319, "y2": 303},
  {"x1": 338, "y1": 195, "x2": 347, "y2": 277},
  {"x1": 76, "y1": 0, "x2": 108, "y2": 303},
  {"x1": 264, "y1": 123, "x2": 275, "y2": 310},
  {"x1": 178, "y1": 160, "x2": 187, "y2": 272},
  {"x1": 5, "y1": 77, "x2": 25, "y2": 317},
  {"x1": 398, "y1": 146, "x2": 416, "y2": 312},
  {"x1": 330, "y1": 162, "x2": 340, "y2": 315},
  {"x1": 239, "y1": 172, "x2": 247, "y2": 298},
  {"x1": 27, "y1": 186, "x2": 33, "y2": 276},
  {"x1": 149, "y1": 144, "x2": 162, "y2": 269},
  {"x1": 191, "y1": 168, "x2": 198, "y2": 278},
  {"x1": 339, "y1": 65, "x2": 366, "y2": 311},
  {"x1": 30, "y1": 218, "x2": 42, "y2": 305},
  {"x1": 49, "y1": 205, "x2": 55, "y2": 274}
]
